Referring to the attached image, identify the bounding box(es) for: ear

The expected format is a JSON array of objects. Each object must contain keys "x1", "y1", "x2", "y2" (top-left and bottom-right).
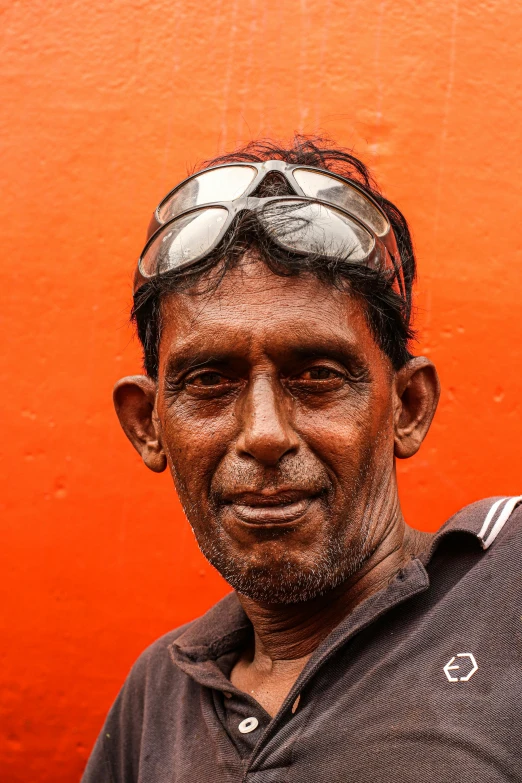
[
  {"x1": 393, "y1": 357, "x2": 440, "y2": 459},
  {"x1": 113, "y1": 375, "x2": 167, "y2": 473}
]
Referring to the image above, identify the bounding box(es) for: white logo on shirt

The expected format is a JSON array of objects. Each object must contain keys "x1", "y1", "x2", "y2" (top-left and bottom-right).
[{"x1": 443, "y1": 653, "x2": 478, "y2": 682}]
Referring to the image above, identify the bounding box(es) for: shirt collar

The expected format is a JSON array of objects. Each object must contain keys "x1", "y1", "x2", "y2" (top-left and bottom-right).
[{"x1": 169, "y1": 558, "x2": 430, "y2": 694}]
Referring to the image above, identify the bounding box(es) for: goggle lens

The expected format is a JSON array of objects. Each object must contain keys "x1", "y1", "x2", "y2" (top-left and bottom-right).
[
  {"x1": 157, "y1": 165, "x2": 257, "y2": 223},
  {"x1": 259, "y1": 200, "x2": 374, "y2": 262},
  {"x1": 293, "y1": 168, "x2": 388, "y2": 238},
  {"x1": 140, "y1": 206, "x2": 228, "y2": 277}
]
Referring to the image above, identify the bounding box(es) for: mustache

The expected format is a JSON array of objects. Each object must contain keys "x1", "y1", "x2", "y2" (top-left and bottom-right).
[{"x1": 210, "y1": 456, "x2": 332, "y2": 503}]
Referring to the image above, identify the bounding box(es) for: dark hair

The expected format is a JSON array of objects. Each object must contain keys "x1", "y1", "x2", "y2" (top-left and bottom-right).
[{"x1": 132, "y1": 135, "x2": 416, "y2": 379}]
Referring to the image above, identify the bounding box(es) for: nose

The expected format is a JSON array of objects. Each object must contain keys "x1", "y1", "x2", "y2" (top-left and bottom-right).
[{"x1": 235, "y1": 374, "x2": 299, "y2": 466}]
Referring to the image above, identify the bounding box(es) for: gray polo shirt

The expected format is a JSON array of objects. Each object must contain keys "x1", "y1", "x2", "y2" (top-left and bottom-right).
[{"x1": 82, "y1": 495, "x2": 522, "y2": 783}]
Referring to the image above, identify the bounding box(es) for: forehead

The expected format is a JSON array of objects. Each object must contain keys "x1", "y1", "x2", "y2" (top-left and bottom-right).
[{"x1": 158, "y1": 257, "x2": 387, "y2": 368}]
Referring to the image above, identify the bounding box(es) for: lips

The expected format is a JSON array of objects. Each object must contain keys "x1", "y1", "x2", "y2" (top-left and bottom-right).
[{"x1": 223, "y1": 490, "x2": 318, "y2": 526}]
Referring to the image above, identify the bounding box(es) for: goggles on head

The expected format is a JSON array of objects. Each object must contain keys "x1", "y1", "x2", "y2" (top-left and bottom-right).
[{"x1": 134, "y1": 160, "x2": 405, "y2": 300}]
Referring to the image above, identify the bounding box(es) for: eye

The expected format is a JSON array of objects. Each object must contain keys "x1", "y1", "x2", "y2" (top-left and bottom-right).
[
  {"x1": 182, "y1": 370, "x2": 242, "y2": 398},
  {"x1": 288, "y1": 364, "x2": 346, "y2": 392},
  {"x1": 300, "y1": 366, "x2": 342, "y2": 381},
  {"x1": 188, "y1": 371, "x2": 227, "y2": 387}
]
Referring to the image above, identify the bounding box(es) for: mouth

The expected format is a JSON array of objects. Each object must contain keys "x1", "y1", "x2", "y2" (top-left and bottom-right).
[{"x1": 223, "y1": 490, "x2": 319, "y2": 526}]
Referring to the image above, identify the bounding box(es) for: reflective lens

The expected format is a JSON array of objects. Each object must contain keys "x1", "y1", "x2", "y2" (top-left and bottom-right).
[
  {"x1": 258, "y1": 200, "x2": 374, "y2": 262},
  {"x1": 157, "y1": 166, "x2": 257, "y2": 223},
  {"x1": 293, "y1": 168, "x2": 388, "y2": 238},
  {"x1": 139, "y1": 207, "x2": 228, "y2": 277}
]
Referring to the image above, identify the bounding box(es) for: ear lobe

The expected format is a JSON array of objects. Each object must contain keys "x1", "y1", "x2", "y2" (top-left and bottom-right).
[
  {"x1": 113, "y1": 375, "x2": 167, "y2": 473},
  {"x1": 393, "y1": 357, "x2": 440, "y2": 459}
]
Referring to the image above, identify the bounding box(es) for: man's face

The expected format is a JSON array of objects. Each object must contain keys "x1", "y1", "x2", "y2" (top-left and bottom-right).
[{"x1": 152, "y1": 256, "x2": 400, "y2": 604}]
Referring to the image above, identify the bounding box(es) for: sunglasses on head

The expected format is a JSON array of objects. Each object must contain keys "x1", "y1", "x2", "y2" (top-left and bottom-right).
[{"x1": 135, "y1": 160, "x2": 404, "y2": 299}]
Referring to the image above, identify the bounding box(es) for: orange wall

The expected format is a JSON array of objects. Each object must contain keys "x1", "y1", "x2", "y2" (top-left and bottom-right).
[{"x1": 2, "y1": 1, "x2": 522, "y2": 780}]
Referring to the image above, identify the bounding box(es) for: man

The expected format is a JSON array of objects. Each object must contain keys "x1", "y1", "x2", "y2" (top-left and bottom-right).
[{"x1": 83, "y1": 137, "x2": 522, "y2": 782}]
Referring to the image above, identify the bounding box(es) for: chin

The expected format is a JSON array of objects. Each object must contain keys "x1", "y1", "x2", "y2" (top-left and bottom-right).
[
  {"x1": 199, "y1": 541, "x2": 368, "y2": 605},
  {"x1": 232, "y1": 570, "x2": 339, "y2": 604}
]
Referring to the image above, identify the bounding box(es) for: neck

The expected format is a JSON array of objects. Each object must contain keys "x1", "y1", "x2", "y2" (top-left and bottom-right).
[{"x1": 237, "y1": 519, "x2": 431, "y2": 662}]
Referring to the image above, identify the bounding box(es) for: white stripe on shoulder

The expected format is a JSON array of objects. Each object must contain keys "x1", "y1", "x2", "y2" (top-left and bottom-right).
[
  {"x1": 479, "y1": 495, "x2": 522, "y2": 550},
  {"x1": 477, "y1": 497, "x2": 507, "y2": 541}
]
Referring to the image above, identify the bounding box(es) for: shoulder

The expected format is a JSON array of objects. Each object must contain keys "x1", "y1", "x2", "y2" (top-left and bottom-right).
[
  {"x1": 480, "y1": 495, "x2": 522, "y2": 552},
  {"x1": 81, "y1": 622, "x2": 199, "y2": 783},
  {"x1": 122, "y1": 620, "x2": 196, "y2": 696},
  {"x1": 97, "y1": 621, "x2": 202, "y2": 748},
  {"x1": 134, "y1": 621, "x2": 193, "y2": 665},
  {"x1": 436, "y1": 494, "x2": 522, "y2": 550}
]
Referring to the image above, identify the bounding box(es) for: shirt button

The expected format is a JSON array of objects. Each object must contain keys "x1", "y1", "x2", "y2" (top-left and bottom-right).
[{"x1": 238, "y1": 716, "x2": 259, "y2": 734}]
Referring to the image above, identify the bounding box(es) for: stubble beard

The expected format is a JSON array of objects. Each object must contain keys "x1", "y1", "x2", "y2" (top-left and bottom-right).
[
  {"x1": 196, "y1": 505, "x2": 374, "y2": 604},
  {"x1": 174, "y1": 468, "x2": 378, "y2": 606}
]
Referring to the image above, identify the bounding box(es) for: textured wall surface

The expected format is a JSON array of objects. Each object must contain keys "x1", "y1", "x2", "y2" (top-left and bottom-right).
[{"x1": 2, "y1": 1, "x2": 522, "y2": 779}]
